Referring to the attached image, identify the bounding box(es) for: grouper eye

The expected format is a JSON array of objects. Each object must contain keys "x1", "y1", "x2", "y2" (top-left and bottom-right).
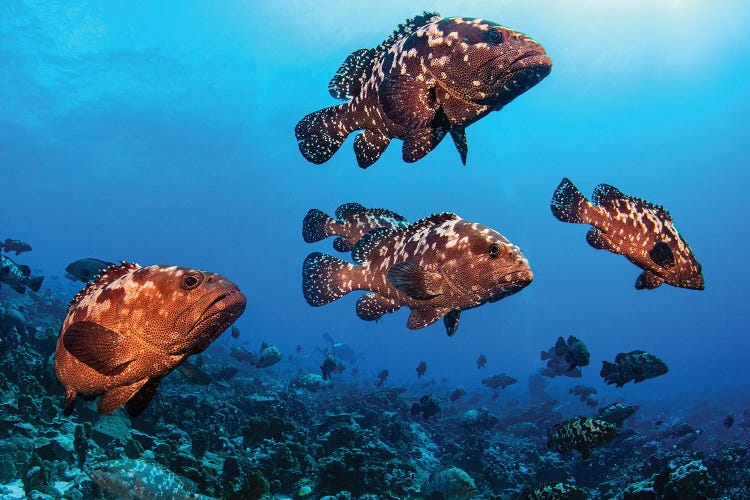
[
  {"x1": 487, "y1": 29, "x2": 503, "y2": 44},
  {"x1": 181, "y1": 272, "x2": 203, "y2": 290},
  {"x1": 488, "y1": 242, "x2": 501, "y2": 258}
]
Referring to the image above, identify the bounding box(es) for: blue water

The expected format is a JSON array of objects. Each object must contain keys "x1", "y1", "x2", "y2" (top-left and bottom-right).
[{"x1": 2, "y1": 0, "x2": 749, "y2": 414}]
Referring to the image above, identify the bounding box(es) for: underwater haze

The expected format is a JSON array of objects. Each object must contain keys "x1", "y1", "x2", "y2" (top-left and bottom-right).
[{"x1": 2, "y1": 1, "x2": 750, "y2": 498}]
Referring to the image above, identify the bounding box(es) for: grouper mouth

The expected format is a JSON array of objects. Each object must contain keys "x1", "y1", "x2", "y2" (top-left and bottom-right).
[
  {"x1": 190, "y1": 290, "x2": 247, "y2": 348},
  {"x1": 488, "y1": 269, "x2": 534, "y2": 303},
  {"x1": 480, "y1": 50, "x2": 551, "y2": 107}
]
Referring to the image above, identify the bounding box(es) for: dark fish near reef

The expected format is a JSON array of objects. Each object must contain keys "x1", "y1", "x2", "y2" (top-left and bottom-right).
[
  {"x1": 230, "y1": 346, "x2": 256, "y2": 364},
  {"x1": 520, "y1": 482, "x2": 587, "y2": 500},
  {"x1": 296, "y1": 12, "x2": 552, "y2": 168},
  {"x1": 553, "y1": 335, "x2": 589, "y2": 371},
  {"x1": 411, "y1": 394, "x2": 441, "y2": 421},
  {"x1": 65, "y1": 258, "x2": 116, "y2": 283},
  {"x1": 449, "y1": 385, "x2": 467, "y2": 402},
  {"x1": 551, "y1": 178, "x2": 704, "y2": 290},
  {"x1": 482, "y1": 373, "x2": 516, "y2": 390},
  {"x1": 422, "y1": 466, "x2": 476, "y2": 500},
  {"x1": 540, "y1": 340, "x2": 583, "y2": 379},
  {"x1": 0, "y1": 238, "x2": 32, "y2": 255},
  {"x1": 375, "y1": 369, "x2": 389, "y2": 387},
  {"x1": 321, "y1": 354, "x2": 336, "y2": 381},
  {"x1": 601, "y1": 350, "x2": 668, "y2": 387},
  {"x1": 597, "y1": 402, "x2": 639, "y2": 428},
  {"x1": 724, "y1": 414, "x2": 734, "y2": 429},
  {"x1": 54, "y1": 263, "x2": 246, "y2": 417},
  {"x1": 547, "y1": 416, "x2": 618, "y2": 460},
  {"x1": 0, "y1": 255, "x2": 43, "y2": 294},
  {"x1": 303, "y1": 213, "x2": 533, "y2": 336},
  {"x1": 569, "y1": 385, "x2": 596, "y2": 398},
  {"x1": 477, "y1": 353, "x2": 487, "y2": 369},
  {"x1": 416, "y1": 360, "x2": 427, "y2": 379},
  {"x1": 255, "y1": 345, "x2": 282, "y2": 368},
  {"x1": 230, "y1": 325, "x2": 240, "y2": 339},
  {"x1": 303, "y1": 202, "x2": 409, "y2": 252}
]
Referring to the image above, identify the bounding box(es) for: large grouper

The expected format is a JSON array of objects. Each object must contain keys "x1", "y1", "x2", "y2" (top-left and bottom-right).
[{"x1": 55, "y1": 262, "x2": 246, "y2": 417}]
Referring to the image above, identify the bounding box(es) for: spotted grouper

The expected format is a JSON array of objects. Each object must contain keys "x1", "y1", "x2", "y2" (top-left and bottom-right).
[
  {"x1": 296, "y1": 12, "x2": 552, "y2": 168},
  {"x1": 54, "y1": 263, "x2": 246, "y2": 417},
  {"x1": 302, "y1": 213, "x2": 533, "y2": 336},
  {"x1": 551, "y1": 178, "x2": 704, "y2": 290}
]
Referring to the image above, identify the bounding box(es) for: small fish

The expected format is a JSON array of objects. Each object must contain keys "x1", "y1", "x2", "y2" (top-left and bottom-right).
[
  {"x1": 295, "y1": 344, "x2": 303, "y2": 353},
  {"x1": 582, "y1": 394, "x2": 598, "y2": 408},
  {"x1": 724, "y1": 414, "x2": 735, "y2": 429},
  {"x1": 410, "y1": 394, "x2": 440, "y2": 421},
  {"x1": 601, "y1": 350, "x2": 668, "y2": 387},
  {"x1": 296, "y1": 13, "x2": 551, "y2": 167},
  {"x1": 540, "y1": 338, "x2": 584, "y2": 379},
  {"x1": 230, "y1": 346, "x2": 256, "y2": 364},
  {"x1": 230, "y1": 325, "x2": 240, "y2": 339},
  {"x1": 449, "y1": 385, "x2": 467, "y2": 402},
  {"x1": 422, "y1": 466, "x2": 476, "y2": 500},
  {"x1": 0, "y1": 238, "x2": 32, "y2": 255},
  {"x1": 255, "y1": 345, "x2": 282, "y2": 368},
  {"x1": 476, "y1": 353, "x2": 487, "y2": 369},
  {"x1": 481, "y1": 373, "x2": 517, "y2": 390},
  {"x1": 547, "y1": 416, "x2": 618, "y2": 460},
  {"x1": 552, "y1": 335, "x2": 589, "y2": 371},
  {"x1": 65, "y1": 258, "x2": 116, "y2": 283},
  {"x1": 551, "y1": 178, "x2": 704, "y2": 290},
  {"x1": 520, "y1": 482, "x2": 587, "y2": 500},
  {"x1": 597, "y1": 402, "x2": 639, "y2": 428},
  {"x1": 303, "y1": 203, "x2": 409, "y2": 252},
  {"x1": 54, "y1": 263, "x2": 246, "y2": 417},
  {"x1": 175, "y1": 361, "x2": 213, "y2": 386},
  {"x1": 569, "y1": 385, "x2": 597, "y2": 398},
  {"x1": 303, "y1": 213, "x2": 533, "y2": 336},
  {"x1": 320, "y1": 354, "x2": 336, "y2": 381},
  {"x1": 673, "y1": 429, "x2": 702, "y2": 449},
  {"x1": 0, "y1": 254, "x2": 43, "y2": 294},
  {"x1": 375, "y1": 369, "x2": 389, "y2": 387},
  {"x1": 416, "y1": 360, "x2": 427, "y2": 379}
]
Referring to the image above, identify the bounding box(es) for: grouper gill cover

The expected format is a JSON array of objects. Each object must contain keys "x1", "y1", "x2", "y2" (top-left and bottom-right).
[{"x1": 1, "y1": 2, "x2": 749, "y2": 499}]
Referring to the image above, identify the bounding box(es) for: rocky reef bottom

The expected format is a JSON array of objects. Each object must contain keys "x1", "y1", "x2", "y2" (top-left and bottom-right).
[{"x1": 1, "y1": 290, "x2": 750, "y2": 499}]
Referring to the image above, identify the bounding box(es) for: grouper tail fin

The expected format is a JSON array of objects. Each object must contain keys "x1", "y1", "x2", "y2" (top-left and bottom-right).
[
  {"x1": 295, "y1": 104, "x2": 352, "y2": 165},
  {"x1": 551, "y1": 177, "x2": 591, "y2": 224},
  {"x1": 302, "y1": 209, "x2": 335, "y2": 243},
  {"x1": 302, "y1": 252, "x2": 361, "y2": 306},
  {"x1": 27, "y1": 274, "x2": 44, "y2": 292}
]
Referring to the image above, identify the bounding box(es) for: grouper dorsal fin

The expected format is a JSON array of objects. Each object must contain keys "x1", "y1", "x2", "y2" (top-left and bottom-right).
[
  {"x1": 69, "y1": 261, "x2": 140, "y2": 311},
  {"x1": 593, "y1": 183, "x2": 672, "y2": 222},
  {"x1": 328, "y1": 12, "x2": 441, "y2": 101}
]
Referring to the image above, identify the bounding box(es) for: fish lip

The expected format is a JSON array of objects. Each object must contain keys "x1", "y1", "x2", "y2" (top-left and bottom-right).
[
  {"x1": 192, "y1": 289, "x2": 247, "y2": 337},
  {"x1": 488, "y1": 269, "x2": 534, "y2": 303}
]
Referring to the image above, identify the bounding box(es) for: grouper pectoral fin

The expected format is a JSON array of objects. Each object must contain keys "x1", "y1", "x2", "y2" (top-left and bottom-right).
[
  {"x1": 97, "y1": 378, "x2": 149, "y2": 415},
  {"x1": 407, "y1": 307, "x2": 448, "y2": 330},
  {"x1": 379, "y1": 75, "x2": 437, "y2": 129},
  {"x1": 635, "y1": 270, "x2": 664, "y2": 290},
  {"x1": 125, "y1": 378, "x2": 161, "y2": 418},
  {"x1": 649, "y1": 241, "x2": 675, "y2": 268},
  {"x1": 63, "y1": 321, "x2": 135, "y2": 376},
  {"x1": 387, "y1": 261, "x2": 444, "y2": 300}
]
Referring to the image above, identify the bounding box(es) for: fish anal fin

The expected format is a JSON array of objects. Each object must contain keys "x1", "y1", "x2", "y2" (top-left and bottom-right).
[
  {"x1": 406, "y1": 308, "x2": 446, "y2": 330},
  {"x1": 402, "y1": 128, "x2": 447, "y2": 163},
  {"x1": 635, "y1": 270, "x2": 664, "y2": 290},
  {"x1": 356, "y1": 293, "x2": 400, "y2": 321},
  {"x1": 125, "y1": 378, "x2": 161, "y2": 418},
  {"x1": 449, "y1": 127, "x2": 468, "y2": 165},
  {"x1": 649, "y1": 241, "x2": 675, "y2": 268},
  {"x1": 379, "y1": 75, "x2": 437, "y2": 129},
  {"x1": 387, "y1": 261, "x2": 443, "y2": 300},
  {"x1": 443, "y1": 310, "x2": 461, "y2": 336},
  {"x1": 586, "y1": 228, "x2": 610, "y2": 251},
  {"x1": 97, "y1": 378, "x2": 149, "y2": 415},
  {"x1": 63, "y1": 321, "x2": 135, "y2": 376},
  {"x1": 354, "y1": 129, "x2": 391, "y2": 169}
]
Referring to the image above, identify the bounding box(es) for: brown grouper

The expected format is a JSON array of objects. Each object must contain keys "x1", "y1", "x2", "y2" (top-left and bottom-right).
[
  {"x1": 303, "y1": 202, "x2": 409, "y2": 252},
  {"x1": 551, "y1": 178, "x2": 704, "y2": 290},
  {"x1": 55, "y1": 263, "x2": 246, "y2": 417},
  {"x1": 296, "y1": 12, "x2": 552, "y2": 168},
  {"x1": 302, "y1": 213, "x2": 533, "y2": 336}
]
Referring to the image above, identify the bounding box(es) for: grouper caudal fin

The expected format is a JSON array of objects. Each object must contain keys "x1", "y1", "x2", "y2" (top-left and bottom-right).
[
  {"x1": 295, "y1": 104, "x2": 353, "y2": 164},
  {"x1": 302, "y1": 252, "x2": 363, "y2": 306},
  {"x1": 551, "y1": 177, "x2": 592, "y2": 224},
  {"x1": 302, "y1": 209, "x2": 335, "y2": 243}
]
